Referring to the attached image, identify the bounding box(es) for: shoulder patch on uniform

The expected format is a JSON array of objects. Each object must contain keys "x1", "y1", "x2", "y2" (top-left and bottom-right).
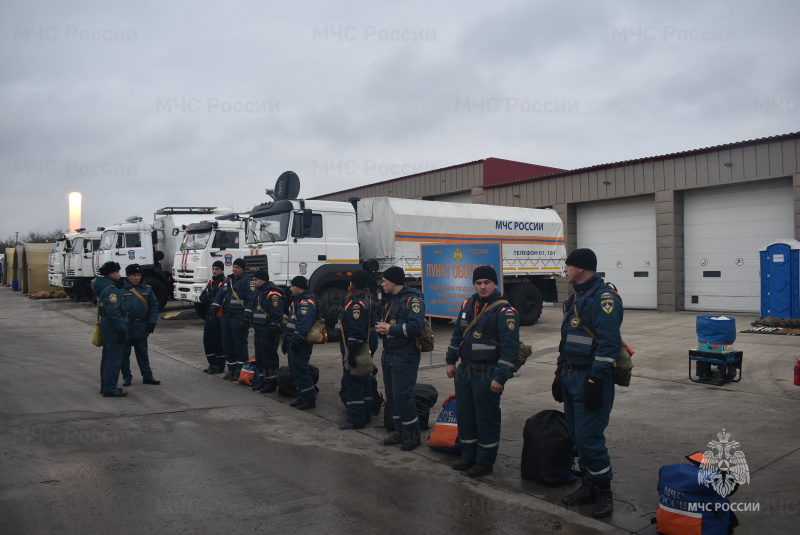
[
  {"x1": 109, "y1": 294, "x2": 117, "y2": 302},
  {"x1": 504, "y1": 308, "x2": 516, "y2": 316},
  {"x1": 600, "y1": 292, "x2": 613, "y2": 298},
  {"x1": 601, "y1": 299, "x2": 614, "y2": 314}
]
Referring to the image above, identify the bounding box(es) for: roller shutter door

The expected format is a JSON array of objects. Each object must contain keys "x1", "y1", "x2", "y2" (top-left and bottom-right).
[
  {"x1": 684, "y1": 179, "x2": 793, "y2": 312},
  {"x1": 576, "y1": 196, "x2": 657, "y2": 308}
]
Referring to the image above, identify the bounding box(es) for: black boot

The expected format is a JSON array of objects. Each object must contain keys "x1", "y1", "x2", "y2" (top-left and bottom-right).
[
  {"x1": 383, "y1": 432, "x2": 402, "y2": 446},
  {"x1": 400, "y1": 429, "x2": 421, "y2": 451},
  {"x1": 561, "y1": 478, "x2": 596, "y2": 505},
  {"x1": 593, "y1": 488, "x2": 613, "y2": 518}
]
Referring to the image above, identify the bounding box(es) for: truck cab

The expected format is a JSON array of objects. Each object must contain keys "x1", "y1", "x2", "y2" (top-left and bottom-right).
[
  {"x1": 245, "y1": 199, "x2": 361, "y2": 326},
  {"x1": 63, "y1": 229, "x2": 103, "y2": 300},
  {"x1": 172, "y1": 214, "x2": 248, "y2": 313},
  {"x1": 48, "y1": 232, "x2": 78, "y2": 289}
]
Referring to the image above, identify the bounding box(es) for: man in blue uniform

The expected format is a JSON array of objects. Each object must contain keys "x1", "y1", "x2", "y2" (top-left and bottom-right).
[
  {"x1": 445, "y1": 265, "x2": 519, "y2": 478},
  {"x1": 251, "y1": 269, "x2": 285, "y2": 393},
  {"x1": 200, "y1": 260, "x2": 226, "y2": 374},
  {"x1": 554, "y1": 248, "x2": 623, "y2": 518},
  {"x1": 92, "y1": 261, "x2": 129, "y2": 397},
  {"x1": 282, "y1": 276, "x2": 318, "y2": 410},
  {"x1": 338, "y1": 270, "x2": 378, "y2": 430},
  {"x1": 120, "y1": 264, "x2": 161, "y2": 386},
  {"x1": 209, "y1": 258, "x2": 255, "y2": 381},
  {"x1": 375, "y1": 266, "x2": 425, "y2": 451}
]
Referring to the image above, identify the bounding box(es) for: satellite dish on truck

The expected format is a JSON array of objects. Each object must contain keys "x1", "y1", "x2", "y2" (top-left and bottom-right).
[{"x1": 273, "y1": 171, "x2": 301, "y2": 200}]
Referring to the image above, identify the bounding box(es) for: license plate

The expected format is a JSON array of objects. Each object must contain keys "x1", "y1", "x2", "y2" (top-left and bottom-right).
[{"x1": 180, "y1": 293, "x2": 187, "y2": 299}]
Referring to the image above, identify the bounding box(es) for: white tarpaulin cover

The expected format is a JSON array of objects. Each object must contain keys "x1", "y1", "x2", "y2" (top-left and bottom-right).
[{"x1": 356, "y1": 197, "x2": 565, "y2": 275}]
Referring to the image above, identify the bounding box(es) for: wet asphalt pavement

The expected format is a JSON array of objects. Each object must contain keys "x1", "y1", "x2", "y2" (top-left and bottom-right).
[{"x1": 0, "y1": 291, "x2": 613, "y2": 535}]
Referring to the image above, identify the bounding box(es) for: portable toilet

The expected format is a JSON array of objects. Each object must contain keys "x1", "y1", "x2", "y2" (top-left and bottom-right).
[{"x1": 760, "y1": 239, "x2": 800, "y2": 318}]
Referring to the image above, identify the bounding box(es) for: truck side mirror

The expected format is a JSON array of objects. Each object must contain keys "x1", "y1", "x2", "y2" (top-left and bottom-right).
[
  {"x1": 303, "y1": 209, "x2": 313, "y2": 236},
  {"x1": 154, "y1": 251, "x2": 165, "y2": 262}
]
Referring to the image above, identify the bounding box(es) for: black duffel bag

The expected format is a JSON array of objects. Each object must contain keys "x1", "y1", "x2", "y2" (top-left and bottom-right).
[
  {"x1": 277, "y1": 364, "x2": 320, "y2": 398},
  {"x1": 384, "y1": 384, "x2": 439, "y2": 431},
  {"x1": 520, "y1": 410, "x2": 576, "y2": 486}
]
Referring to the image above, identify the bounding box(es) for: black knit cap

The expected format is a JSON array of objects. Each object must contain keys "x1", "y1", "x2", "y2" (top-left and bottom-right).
[
  {"x1": 99, "y1": 261, "x2": 121, "y2": 276},
  {"x1": 351, "y1": 270, "x2": 371, "y2": 289},
  {"x1": 233, "y1": 258, "x2": 246, "y2": 270},
  {"x1": 125, "y1": 263, "x2": 142, "y2": 276},
  {"x1": 291, "y1": 275, "x2": 308, "y2": 290},
  {"x1": 212, "y1": 260, "x2": 225, "y2": 270},
  {"x1": 565, "y1": 248, "x2": 597, "y2": 271},
  {"x1": 253, "y1": 269, "x2": 269, "y2": 282},
  {"x1": 382, "y1": 266, "x2": 405, "y2": 286},
  {"x1": 472, "y1": 265, "x2": 498, "y2": 285}
]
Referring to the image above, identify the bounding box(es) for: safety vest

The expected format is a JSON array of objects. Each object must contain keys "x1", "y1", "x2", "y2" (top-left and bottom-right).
[
  {"x1": 458, "y1": 294, "x2": 508, "y2": 365},
  {"x1": 561, "y1": 283, "x2": 613, "y2": 366},
  {"x1": 222, "y1": 275, "x2": 252, "y2": 315},
  {"x1": 381, "y1": 288, "x2": 423, "y2": 353},
  {"x1": 253, "y1": 283, "x2": 284, "y2": 330},
  {"x1": 285, "y1": 292, "x2": 317, "y2": 337}
]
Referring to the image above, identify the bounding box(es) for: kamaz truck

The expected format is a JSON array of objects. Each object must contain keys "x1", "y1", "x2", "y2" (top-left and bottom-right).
[
  {"x1": 48, "y1": 232, "x2": 79, "y2": 290},
  {"x1": 63, "y1": 228, "x2": 104, "y2": 301},
  {"x1": 243, "y1": 172, "x2": 565, "y2": 328},
  {"x1": 172, "y1": 213, "x2": 248, "y2": 315},
  {"x1": 93, "y1": 207, "x2": 231, "y2": 310}
]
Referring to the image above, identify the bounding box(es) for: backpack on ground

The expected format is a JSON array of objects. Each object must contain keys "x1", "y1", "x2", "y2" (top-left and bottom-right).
[
  {"x1": 277, "y1": 364, "x2": 320, "y2": 397},
  {"x1": 237, "y1": 359, "x2": 260, "y2": 387},
  {"x1": 655, "y1": 461, "x2": 739, "y2": 535},
  {"x1": 338, "y1": 369, "x2": 385, "y2": 417},
  {"x1": 520, "y1": 410, "x2": 577, "y2": 486},
  {"x1": 427, "y1": 394, "x2": 461, "y2": 453},
  {"x1": 383, "y1": 384, "x2": 439, "y2": 431}
]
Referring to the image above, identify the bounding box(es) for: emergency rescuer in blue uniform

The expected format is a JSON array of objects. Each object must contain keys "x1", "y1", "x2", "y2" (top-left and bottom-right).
[
  {"x1": 200, "y1": 260, "x2": 226, "y2": 374},
  {"x1": 208, "y1": 258, "x2": 255, "y2": 381},
  {"x1": 445, "y1": 265, "x2": 519, "y2": 478},
  {"x1": 93, "y1": 261, "x2": 128, "y2": 397},
  {"x1": 282, "y1": 276, "x2": 318, "y2": 410},
  {"x1": 554, "y1": 248, "x2": 623, "y2": 519},
  {"x1": 120, "y1": 264, "x2": 161, "y2": 386},
  {"x1": 375, "y1": 266, "x2": 426, "y2": 451},
  {"x1": 338, "y1": 271, "x2": 378, "y2": 430},
  {"x1": 251, "y1": 269, "x2": 285, "y2": 393}
]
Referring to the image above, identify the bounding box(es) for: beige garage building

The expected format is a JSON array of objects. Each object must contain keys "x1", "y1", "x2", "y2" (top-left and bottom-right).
[{"x1": 314, "y1": 132, "x2": 800, "y2": 313}]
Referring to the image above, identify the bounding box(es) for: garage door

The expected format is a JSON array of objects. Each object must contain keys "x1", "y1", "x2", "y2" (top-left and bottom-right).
[
  {"x1": 577, "y1": 196, "x2": 657, "y2": 308},
  {"x1": 684, "y1": 179, "x2": 794, "y2": 312}
]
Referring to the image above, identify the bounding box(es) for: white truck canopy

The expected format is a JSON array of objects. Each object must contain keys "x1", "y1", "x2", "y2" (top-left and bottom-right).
[{"x1": 356, "y1": 197, "x2": 565, "y2": 276}]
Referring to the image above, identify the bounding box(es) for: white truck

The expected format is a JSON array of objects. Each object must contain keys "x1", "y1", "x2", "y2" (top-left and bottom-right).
[
  {"x1": 48, "y1": 231, "x2": 79, "y2": 290},
  {"x1": 172, "y1": 213, "x2": 248, "y2": 315},
  {"x1": 244, "y1": 193, "x2": 565, "y2": 327},
  {"x1": 93, "y1": 207, "x2": 231, "y2": 310},
  {"x1": 63, "y1": 228, "x2": 104, "y2": 301}
]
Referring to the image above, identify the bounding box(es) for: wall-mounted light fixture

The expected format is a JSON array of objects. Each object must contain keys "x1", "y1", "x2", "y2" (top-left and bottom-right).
[
  {"x1": 723, "y1": 162, "x2": 733, "y2": 167},
  {"x1": 602, "y1": 180, "x2": 612, "y2": 185},
  {"x1": 512, "y1": 194, "x2": 520, "y2": 198}
]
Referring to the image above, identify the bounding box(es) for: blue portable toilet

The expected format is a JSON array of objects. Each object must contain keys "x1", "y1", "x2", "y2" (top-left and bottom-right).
[{"x1": 760, "y1": 239, "x2": 800, "y2": 318}]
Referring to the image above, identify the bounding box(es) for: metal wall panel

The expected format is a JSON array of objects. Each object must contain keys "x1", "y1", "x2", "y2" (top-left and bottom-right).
[{"x1": 684, "y1": 179, "x2": 794, "y2": 312}]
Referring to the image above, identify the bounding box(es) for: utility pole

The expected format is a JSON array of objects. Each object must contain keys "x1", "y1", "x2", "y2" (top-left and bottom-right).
[{"x1": 14, "y1": 232, "x2": 19, "y2": 246}]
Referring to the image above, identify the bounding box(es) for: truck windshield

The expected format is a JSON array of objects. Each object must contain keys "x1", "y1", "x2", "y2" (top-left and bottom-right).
[
  {"x1": 181, "y1": 230, "x2": 211, "y2": 251},
  {"x1": 248, "y1": 213, "x2": 289, "y2": 244},
  {"x1": 98, "y1": 231, "x2": 117, "y2": 251}
]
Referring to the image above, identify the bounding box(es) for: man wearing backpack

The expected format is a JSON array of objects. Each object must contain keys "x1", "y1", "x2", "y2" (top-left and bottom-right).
[
  {"x1": 376, "y1": 266, "x2": 425, "y2": 451},
  {"x1": 445, "y1": 265, "x2": 519, "y2": 478},
  {"x1": 554, "y1": 248, "x2": 623, "y2": 518}
]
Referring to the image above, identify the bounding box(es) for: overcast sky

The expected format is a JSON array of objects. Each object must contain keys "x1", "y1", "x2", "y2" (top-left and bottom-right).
[{"x1": 2, "y1": 0, "x2": 798, "y2": 240}]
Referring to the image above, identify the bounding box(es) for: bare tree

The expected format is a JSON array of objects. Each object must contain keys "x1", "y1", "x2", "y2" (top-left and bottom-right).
[{"x1": 0, "y1": 228, "x2": 66, "y2": 251}]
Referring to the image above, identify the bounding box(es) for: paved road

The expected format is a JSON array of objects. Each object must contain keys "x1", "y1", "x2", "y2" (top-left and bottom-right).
[{"x1": 0, "y1": 291, "x2": 615, "y2": 535}]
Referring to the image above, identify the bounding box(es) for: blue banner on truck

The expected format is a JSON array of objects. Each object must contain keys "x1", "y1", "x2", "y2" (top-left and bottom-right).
[{"x1": 421, "y1": 242, "x2": 502, "y2": 319}]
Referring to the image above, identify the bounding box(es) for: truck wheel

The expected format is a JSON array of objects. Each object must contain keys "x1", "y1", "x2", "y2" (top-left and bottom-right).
[
  {"x1": 509, "y1": 284, "x2": 543, "y2": 326},
  {"x1": 317, "y1": 286, "x2": 346, "y2": 342},
  {"x1": 145, "y1": 278, "x2": 169, "y2": 311}
]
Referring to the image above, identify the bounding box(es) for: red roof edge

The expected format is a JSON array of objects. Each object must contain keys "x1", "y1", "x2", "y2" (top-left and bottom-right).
[{"x1": 483, "y1": 158, "x2": 566, "y2": 186}]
